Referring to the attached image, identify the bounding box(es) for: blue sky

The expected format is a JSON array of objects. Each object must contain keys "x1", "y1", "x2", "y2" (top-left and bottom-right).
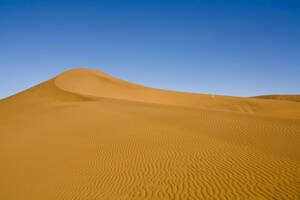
[{"x1": 1, "y1": 0, "x2": 299, "y2": 98}]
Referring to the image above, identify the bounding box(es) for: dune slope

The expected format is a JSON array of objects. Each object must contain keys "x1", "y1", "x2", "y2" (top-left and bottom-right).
[
  {"x1": 0, "y1": 68, "x2": 299, "y2": 200},
  {"x1": 253, "y1": 94, "x2": 300, "y2": 102}
]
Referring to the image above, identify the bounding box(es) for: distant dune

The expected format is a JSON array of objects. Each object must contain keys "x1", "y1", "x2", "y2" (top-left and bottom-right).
[
  {"x1": 253, "y1": 94, "x2": 300, "y2": 102},
  {"x1": 0, "y1": 68, "x2": 299, "y2": 200}
]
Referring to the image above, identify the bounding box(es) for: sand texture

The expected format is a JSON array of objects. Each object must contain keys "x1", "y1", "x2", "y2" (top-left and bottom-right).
[{"x1": 0, "y1": 68, "x2": 299, "y2": 200}]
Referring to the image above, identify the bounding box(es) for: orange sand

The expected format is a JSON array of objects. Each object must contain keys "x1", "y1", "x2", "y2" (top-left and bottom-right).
[{"x1": 0, "y1": 68, "x2": 299, "y2": 199}]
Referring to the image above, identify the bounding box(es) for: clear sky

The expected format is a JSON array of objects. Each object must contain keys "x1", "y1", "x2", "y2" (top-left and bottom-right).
[{"x1": 1, "y1": 0, "x2": 299, "y2": 98}]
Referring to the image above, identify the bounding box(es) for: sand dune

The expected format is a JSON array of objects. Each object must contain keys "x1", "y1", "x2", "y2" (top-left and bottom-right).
[
  {"x1": 253, "y1": 95, "x2": 300, "y2": 102},
  {"x1": 0, "y1": 68, "x2": 299, "y2": 200}
]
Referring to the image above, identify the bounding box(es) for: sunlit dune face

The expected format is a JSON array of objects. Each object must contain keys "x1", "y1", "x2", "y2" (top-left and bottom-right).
[{"x1": 0, "y1": 68, "x2": 299, "y2": 200}]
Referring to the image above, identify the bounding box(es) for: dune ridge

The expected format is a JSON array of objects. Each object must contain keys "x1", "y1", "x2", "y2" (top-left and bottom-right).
[
  {"x1": 0, "y1": 68, "x2": 299, "y2": 200},
  {"x1": 5, "y1": 68, "x2": 299, "y2": 118},
  {"x1": 253, "y1": 94, "x2": 300, "y2": 102}
]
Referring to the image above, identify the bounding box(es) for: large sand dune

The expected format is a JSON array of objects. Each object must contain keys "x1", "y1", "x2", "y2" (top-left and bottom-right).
[{"x1": 0, "y1": 68, "x2": 299, "y2": 200}]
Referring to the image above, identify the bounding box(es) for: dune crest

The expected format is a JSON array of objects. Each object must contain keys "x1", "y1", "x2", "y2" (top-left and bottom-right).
[
  {"x1": 0, "y1": 68, "x2": 299, "y2": 200},
  {"x1": 55, "y1": 68, "x2": 300, "y2": 118}
]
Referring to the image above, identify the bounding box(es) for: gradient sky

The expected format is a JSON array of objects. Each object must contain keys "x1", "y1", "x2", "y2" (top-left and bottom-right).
[{"x1": 1, "y1": 0, "x2": 300, "y2": 98}]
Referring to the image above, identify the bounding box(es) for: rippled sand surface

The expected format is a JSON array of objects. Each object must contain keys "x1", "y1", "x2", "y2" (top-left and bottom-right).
[{"x1": 0, "y1": 68, "x2": 299, "y2": 199}]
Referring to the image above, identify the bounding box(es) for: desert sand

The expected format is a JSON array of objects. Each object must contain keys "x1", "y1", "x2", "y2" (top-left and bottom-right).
[{"x1": 0, "y1": 68, "x2": 299, "y2": 200}]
